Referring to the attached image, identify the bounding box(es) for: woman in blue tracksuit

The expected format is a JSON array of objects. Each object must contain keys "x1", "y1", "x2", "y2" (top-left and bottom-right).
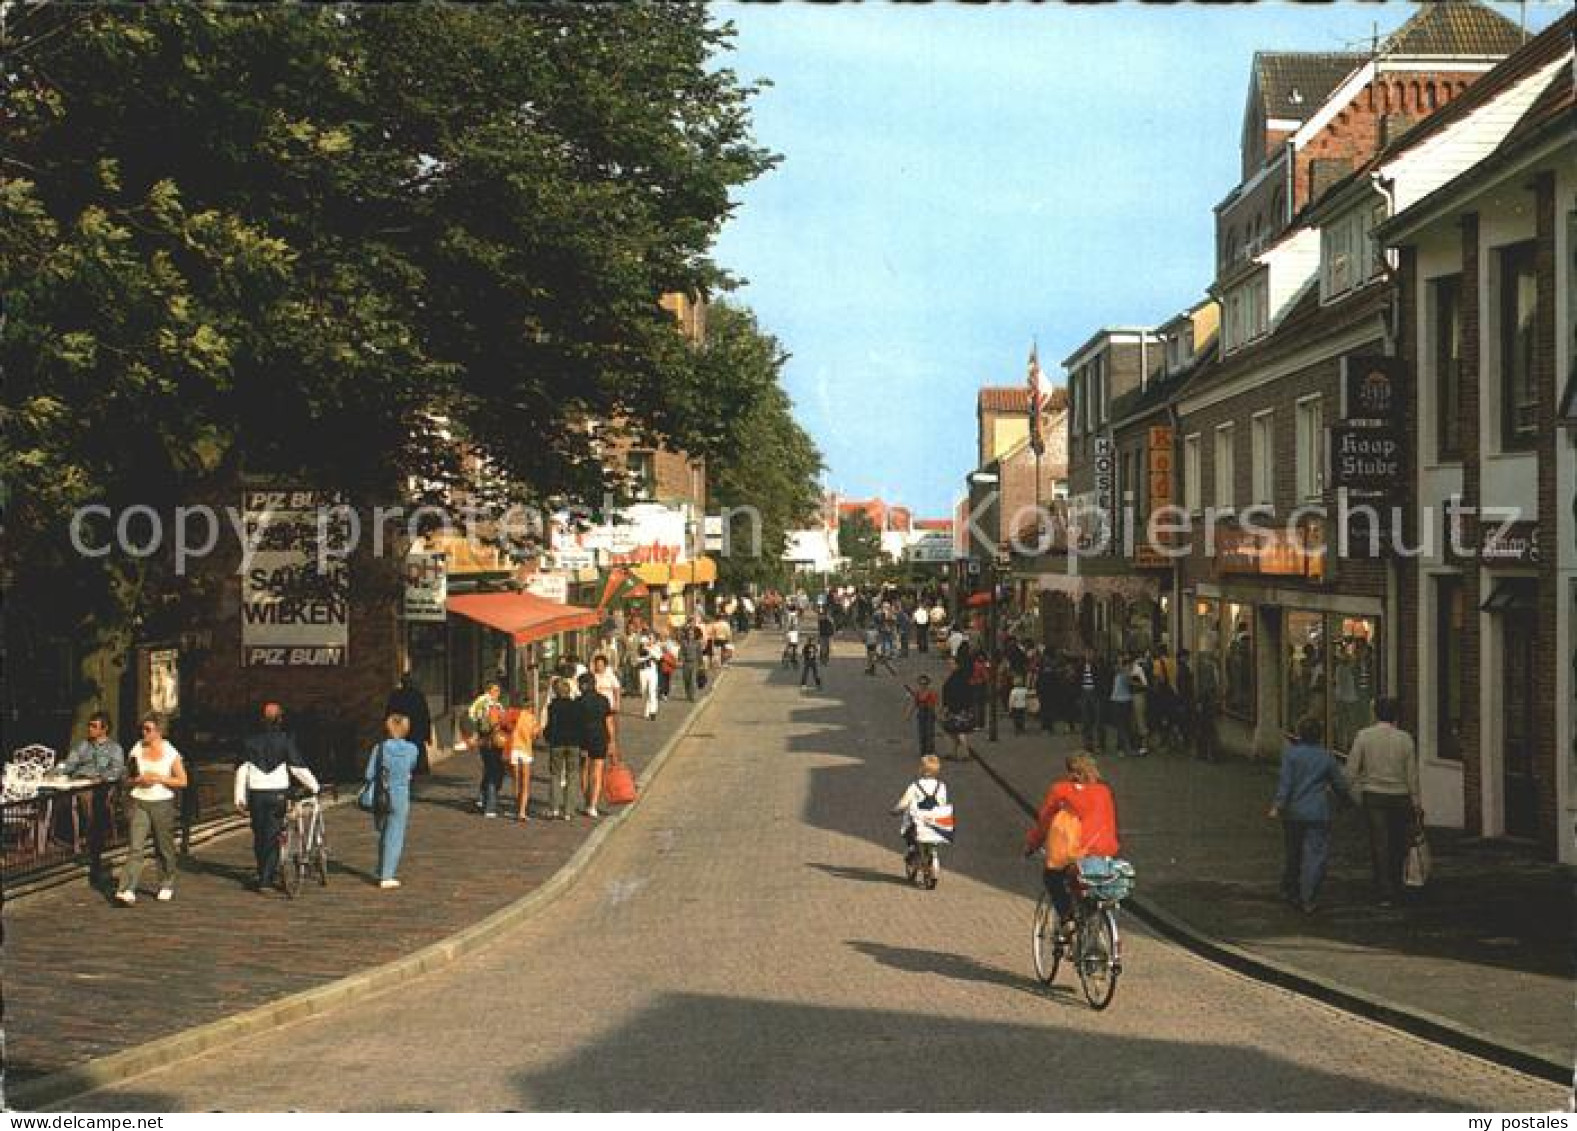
[{"x1": 367, "y1": 712, "x2": 421, "y2": 889}]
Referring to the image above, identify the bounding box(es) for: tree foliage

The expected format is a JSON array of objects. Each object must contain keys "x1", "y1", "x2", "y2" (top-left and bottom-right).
[
  {"x1": 838, "y1": 510, "x2": 884, "y2": 567},
  {"x1": 0, "y1": 4, "x2": 776, "y2": 717},
  {"x1": 703, "y1": 305, "x2": 824, "y2": 589}
]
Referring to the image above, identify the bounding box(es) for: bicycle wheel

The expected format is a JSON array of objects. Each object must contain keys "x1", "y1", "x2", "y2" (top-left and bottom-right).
[
  {"x1": 312, "y1": 816, "x2": 329, "y2": 887},
  {"x1": 1031, "y1": 894, "x2": 1064, "y2": 984},
  {"x1": 1077, "y1": 907, "x2": 1120, "y2": 1010},
  {"x1": 281, "y1": 822, "x2": 304, "y2": 899},
  {"x1": 922, "y1": 847, "x2": 939, "y2": 890}
]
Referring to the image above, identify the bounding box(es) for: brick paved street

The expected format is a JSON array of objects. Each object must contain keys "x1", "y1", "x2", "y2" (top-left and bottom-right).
[
  {"x1": 68, "y1": 636, "x2": 1563, "y2": 1112},
  {"x1": 5, "y1": 671, "x2": 720, "y2": 1089}
]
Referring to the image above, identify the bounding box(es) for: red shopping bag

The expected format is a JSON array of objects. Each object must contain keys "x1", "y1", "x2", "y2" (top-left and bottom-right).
[{"x1": 603, "y1": 752, "x2": 637, "y2": 806}]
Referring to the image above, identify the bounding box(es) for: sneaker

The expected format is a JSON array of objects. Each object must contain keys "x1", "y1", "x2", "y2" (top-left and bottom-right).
[
  {"x1": 379, "y1": 878, "x2": 401, "y2": 889},
  {"x1": 586, "y1": 807, "x2": 600, "y2": 819},
  {"x1": 157, "y1": 885, "x2": 174, "y2": 902},
  {"x1": 114, "y1": 889, "x2": 136, "y2": 905},
  {"x1": 484, "y1": 811, "x2": 499, "y2": 819}
]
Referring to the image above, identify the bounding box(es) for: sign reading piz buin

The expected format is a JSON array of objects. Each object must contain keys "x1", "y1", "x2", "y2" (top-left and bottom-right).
[
  {"x1": 241, "y1": 490, "x2": 349, "y2": 667},
  {"x1": 1330, "y1": 426, "x2": 1402, "y2": 495}
]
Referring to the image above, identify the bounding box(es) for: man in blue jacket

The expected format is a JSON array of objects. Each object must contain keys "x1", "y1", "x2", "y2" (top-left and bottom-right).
[{"x1": 1268, "y1": 716, "x2": 1352, "y2": 914}]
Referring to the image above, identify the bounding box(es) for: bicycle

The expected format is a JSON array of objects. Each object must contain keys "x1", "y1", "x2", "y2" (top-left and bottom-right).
[
  {"x1": 904, "y1": 842, "x2": 940, "y2": 889},
  {"x1": 279, "y1": 790, "x2": 330, "y2": 899},
  {"x1": 1031, "y1": 858, "x2": 1133, "y2": 1010}
]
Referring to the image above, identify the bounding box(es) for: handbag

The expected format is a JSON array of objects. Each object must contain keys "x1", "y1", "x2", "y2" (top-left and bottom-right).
[
  {"x1": 358, "y1": 742, "x2": 393, "y2": 825},
  {"x1": 1404, "y1": 829, "x2": 1432, "y2": 888},
  {"x1": 1046, "y1": 808, "x2": 1084, "y2": 870},
  {"x1": 603, "y1": 750, "x2": 637, "y2": 806}
]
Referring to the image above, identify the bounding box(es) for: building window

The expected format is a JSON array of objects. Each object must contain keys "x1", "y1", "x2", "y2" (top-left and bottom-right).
[
  {"x1": 1296, "y1": 395, "x2": 1323, "y2": 501},
  {"x1": 1214, "y1": 422, "x2": 1236, "y2": 510},
  {"x1": 1284, "y1": 610, "x2": 1326, "y2": 737},
  {"x1": 1330, "y1": 616, "x2": 1379, "y2": 752},
  {"x1": 1498, "y1": 241, "x2": 1538, "y2": 451},
  {"x1": 1070, "y1": 373, "x2": 1081, "y2": 437},
  {"x1": 626, "y1": 451, "x2": 656, "y2": 500},
  {"x1": 1434, "y1": 576, "x2": 1464, "y2": 761},
  {"x1": 1223, "y1": 602, "x2": 1255, "y2": 721},
  {"x1": 1251, "y1": 410, "x2": 1275, "y2": 506},
  {"x1": 1183, "y1": 433, "x2": 1202, "y2": 514},
  {"x1": 1431, "y1": 275, "x2": 1464, "y2": 461}
]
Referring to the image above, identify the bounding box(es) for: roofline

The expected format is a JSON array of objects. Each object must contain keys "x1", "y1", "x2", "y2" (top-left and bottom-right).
[
  {"x1": 1059, "y1": 328, "x2": 1160, "y2": 371},
  {"x1": 1378, "y1": 124, "x2": 1572, "y2": 245}
]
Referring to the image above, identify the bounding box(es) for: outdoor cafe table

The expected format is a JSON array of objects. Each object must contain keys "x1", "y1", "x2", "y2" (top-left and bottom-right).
[{"x1": 35, "y1": 777, "x2": 113, "y2": 867}]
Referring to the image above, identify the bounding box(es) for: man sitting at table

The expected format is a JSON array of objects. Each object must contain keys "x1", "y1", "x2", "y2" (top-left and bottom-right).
[
  {"x1": 57, "y1": 712, "x2": 127, "y2": 782},
  {"x1": 234, "y1": 702, "x2": 319, "y2": 893}
]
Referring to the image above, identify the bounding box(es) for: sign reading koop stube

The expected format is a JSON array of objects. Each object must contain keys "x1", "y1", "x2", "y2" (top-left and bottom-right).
[{"x1": 1330, "y1": 426, "x2": 1402, "y2": 493}]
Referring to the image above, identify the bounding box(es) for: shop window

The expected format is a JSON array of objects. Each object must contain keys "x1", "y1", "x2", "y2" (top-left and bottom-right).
[
  {"x1": 1284, "y1": 610, "x2": 1326, "y2": 737},
  {"x1": 1434, "y1": 576, "x2": 1464, "y2": 761},
  {"x1": 1431, "y1": 275, "x2": 1464, "y2": 462},
  {"x1": 1222, "y1": 602, "x2": 1255, "y2": 720},
  {"x1": 1330, "y1": 616, "x2": 1379, "y2": 753},
  {"x1": 1497, "y1": 241, "x2": 1538, "y2": 452},
  {"x1": 1190, "y1": 597, "x2": 1223, "y2": 705}
]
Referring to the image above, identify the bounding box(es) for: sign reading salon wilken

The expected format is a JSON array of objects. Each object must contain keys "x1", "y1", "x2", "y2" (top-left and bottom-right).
[{"x1": 241, "y1": 490, "x2": 350, "y2": 667}]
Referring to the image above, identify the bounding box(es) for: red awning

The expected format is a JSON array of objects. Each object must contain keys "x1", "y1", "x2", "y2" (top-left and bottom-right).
[{"x1": 446, "y1": 591, "x2": 600, "y2": 645}]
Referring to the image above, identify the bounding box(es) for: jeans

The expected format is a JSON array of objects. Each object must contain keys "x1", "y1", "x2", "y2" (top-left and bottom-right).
[
  {"x1": 480, "y1": 748, "x2": 506, "y2": 815},
  {"x1": 1280, "y1": 819, "x2": 1331, "y2": 907},
  {"x1": 377, "y1": 788, "x2": 410, "y2": 880},
  {"x1": 1110, "y1": 700, "x2": 1135, "y2": 756},
  {"x1": 1080, "y1": 691, "x2": 1103, "y2": 749},
  {"x1": 248, "y1": 788, "x2": 287, "y2": 884},
  {"x1": 120, "y1": 798, "x2": 179, "y2": 893},
  {"x1": 820, "y1": 634, "x2": 833, "y2": 662},
  {"x1": 801, "y1": 659, "x2": 822, "y2": 687},
  {"x1": 682, "y1": 664, "x2": 697, "y2": 700},
  {"x1": 1011, "y1": 708, "x2": 1026, "y2": 733},
  {"x1": 548, "y1": 746, "x2": 579, "y2": 814},
  {"x1": 917, "y1": 712, "x2": 936, "y2": 755},
  {"x1": 1042, "y1": 867, "x2": 1074, "y2": 921},
  {"x1": 916, "y1": 629, "x2": 929, "y2": 653},
  {"x1": 1363, "y1": 793, "x2": 1413, "y2": 900}
]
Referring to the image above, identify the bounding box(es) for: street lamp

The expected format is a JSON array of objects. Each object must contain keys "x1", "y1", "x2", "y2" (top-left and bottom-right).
[{"x1": 966, "y1": 470, "x2": 1003, "y2": 744}]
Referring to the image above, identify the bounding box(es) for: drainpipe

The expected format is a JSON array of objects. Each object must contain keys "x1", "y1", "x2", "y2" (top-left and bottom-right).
[{"x1": 1371, "y1": 169, "x2": 1403, "y2": 699}]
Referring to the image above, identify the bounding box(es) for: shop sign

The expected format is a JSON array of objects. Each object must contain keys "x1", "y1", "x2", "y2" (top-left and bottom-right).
[
  {"x1": 907, "y1": 532, "x2": 955, "y2": 563},
  {"x1": 1330, "y1": 425, "x2": 1402, "y2": 495},
  {"x1": 550, "y1": 549, "x2": 596, "y2": 572},
  {"x1": 1342, "y1": 355, "x2": 1403, "y2": 424},
  {"x1": 1218, "y1": 517, "x2": 1326, "y2": 579},
  {"x1": 1093, "y1": 436, "x2": 1115, "y2": 520},
  {"x1": 524, "y1": 571, "x2": 571, "y2": 604},
  {"x1": 1480, "y1": 520, "x2": 1541, "y2": 566},
  {"x1": 402, "y1": 551, "x2": 447, "y2": 622},
  {"x1": 241, "y1": 489, "x2": 349, "y2": 667},
  {"x1": 1136, "y1": 425, "x2": 1175, "y2": 568}
]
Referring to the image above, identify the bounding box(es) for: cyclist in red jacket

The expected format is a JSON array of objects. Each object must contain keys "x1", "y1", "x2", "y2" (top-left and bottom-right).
[{"x1": 1024, "y1": 754, "x2": 1120, "y2": 936}]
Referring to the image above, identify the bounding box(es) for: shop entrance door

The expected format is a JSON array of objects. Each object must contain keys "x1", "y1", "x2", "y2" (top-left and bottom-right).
[{"x1": 1502, "y1": 607, "x2": 1538, "y2": 839}]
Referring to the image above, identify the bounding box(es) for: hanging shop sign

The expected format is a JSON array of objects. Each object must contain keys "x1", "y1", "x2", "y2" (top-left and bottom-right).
[
  {"x1": 1342, "y1": 355, "x2": 1403, "y2": 424},
  {"x1": 1479, "y1": 520, "x2": 1541, "y2": 566},
  {"x1": 241, "y1": 489, "x2": 349, "y2": 667},
  {"x1": 402, "y1": 551, "x2": 447, "y2": 622},
  {"x1": 1136, "y1": 426, "x2": 1175, "y2": 569},
  {"x1": 1329, "y1": 425, "x2": 1403, "y2": 496}
]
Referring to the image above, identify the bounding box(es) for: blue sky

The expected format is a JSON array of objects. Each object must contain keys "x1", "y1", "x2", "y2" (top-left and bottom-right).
[{"x1": 711, "y1": 0, "x2": 1564, "y2": 518}]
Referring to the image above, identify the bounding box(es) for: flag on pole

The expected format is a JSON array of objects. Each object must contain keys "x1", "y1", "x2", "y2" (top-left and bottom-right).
[{"x1": 1027, "y1": 342, "x2": 1051, "y2": 456}]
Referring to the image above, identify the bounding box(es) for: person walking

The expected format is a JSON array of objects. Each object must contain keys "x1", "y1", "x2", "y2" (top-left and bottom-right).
[
  {"x1": 1035, "y1": 659, "x2": 1060, "y2": 734},
  {"x1": 543, "y1": 678, "x2": 581, "y2": 821},
  {"x1": 508, "y1": 698, "x2": 541, "y2": 822},
  {"x1": 468, "y1": 680, "x2": 506, "y2": 817},
  {"x1": 386, "y1": 673, "x2": 434, "y2": 775},
  {"x1": 1129, "y1": 652, "x2": 1151, "y2": 756},
  {"x1": 817, "y1": 610, "x2": 835, "y2": 665},
  {"x1": 912, "y1": 603, "x2": 930, "y2": 654},
  {"x1": 1109, "y1": 653, "x2": 1137, "y2": 757},
  {"x1": 114, "y1": 714, "x2": 187, "y2": 905},
  {"x1": 367, "y1": 713, "x2": 420, "y2": 889},
  {"x1": 234, "y1": 702, "x2": 320, "y2": 893},
  {"x1": 799, "y1": 635, "x2": 823, "y2": 689},
  {"x1": 905, "y1": 675, "x2": 940, "y2": 757},
  {"x1": 941, "y1": 661, "x2": 975, "y2": 761},
  {"x1": 679, "y1": 626, "x2": 704, "y2": 700},
  {"x1": 1008, "y1": 679, "x2": 1029, "y2": 734},
  {"x1": 636, "y1": 636, "x2": 660, "y2": 721},
  {"x1": 1077, "y1": 649, "x2": 1104, "y2": 752},
  {"x1": 1344, "y1": 698, "x2": 1421, "y2": 907},
  {"x1": 1269, "y1": 717, "x2": 1350, "y2": 914},
  {"x1": 576, "y1": 671, "x2": 615, "y2": 819}
]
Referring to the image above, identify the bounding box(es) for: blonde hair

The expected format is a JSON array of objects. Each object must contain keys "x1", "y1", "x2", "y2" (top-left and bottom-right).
[
  {"x1": 919, "y1": 755, "x2": 942, "y2": 778},
  {"x1": 1066, "y1": 753, "x2": 1101, "y2": 784}
]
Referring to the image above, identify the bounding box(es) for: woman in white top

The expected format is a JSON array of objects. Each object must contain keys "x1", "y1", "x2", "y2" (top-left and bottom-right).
[
  {"x1": 116, "y1": 714, "x2": 188, "y2": 905},
  {"x1": 636, "y1": 636, "x2": 660, "y2": 721}
]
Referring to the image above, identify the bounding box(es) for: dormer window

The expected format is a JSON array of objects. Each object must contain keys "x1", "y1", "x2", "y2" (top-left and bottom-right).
[{"x1": 1321, "y1": 202, "x2": 1386, "y2": 302}]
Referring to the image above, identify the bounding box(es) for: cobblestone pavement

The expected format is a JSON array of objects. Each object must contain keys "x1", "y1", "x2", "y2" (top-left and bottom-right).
[
  {"x1": 971, "y1": 712, "x2": 1575, "y2": 1068},
  {"x1": 6, "y1": 671, "x2": 716, "y2": 1087},
  {"x1": 72, "y1": 638, "x2": 1564, "y2": 1112}
]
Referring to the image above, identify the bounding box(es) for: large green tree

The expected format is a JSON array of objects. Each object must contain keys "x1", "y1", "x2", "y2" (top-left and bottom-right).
[
  {"x1": 703, "y1": 305, "x2": 824, "y2": 589},
  {"x1": 838, "y1": 510, "x2": 885, "y2": 568},
  {"x1": 0, "y1": 4, "x2": 775, "y2": 730}
]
